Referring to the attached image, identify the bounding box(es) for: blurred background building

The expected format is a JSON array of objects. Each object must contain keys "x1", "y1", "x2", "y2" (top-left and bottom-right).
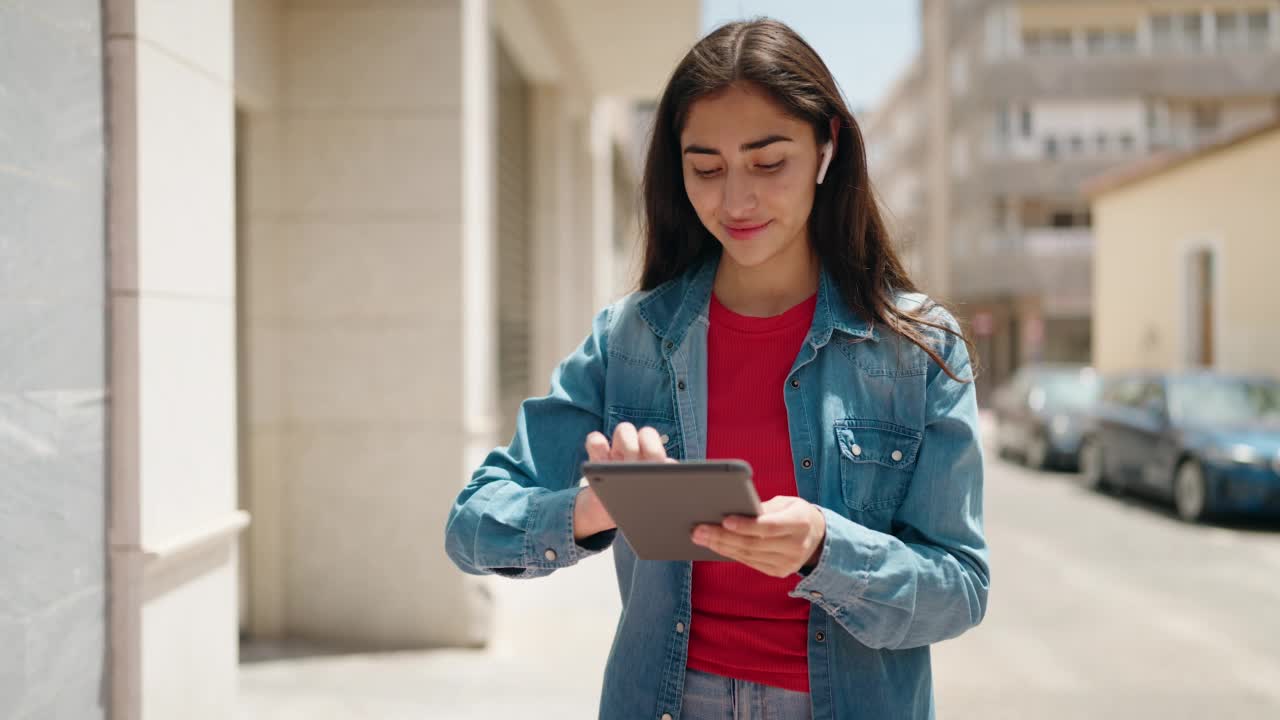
[
  {"x1": 2, "y1": 0, "x2": 694, "y2": 717},
  {"x1": 866, "y1": 0, "x2": 1280, "y2": 403},
  {"x1": 1086, "y1": 119, "x2": 1280, "y2": 374}
]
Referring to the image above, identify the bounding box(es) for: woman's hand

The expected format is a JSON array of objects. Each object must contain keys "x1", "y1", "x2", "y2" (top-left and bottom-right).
[
  {"x1": 573, "y1": 422, "x2": 675, "y2": 541},
  {"x1": 691, "y1": 496, "x2": 827, "y2": 577}
]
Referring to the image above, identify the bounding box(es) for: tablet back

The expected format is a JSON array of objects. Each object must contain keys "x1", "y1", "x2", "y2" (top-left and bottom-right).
[{"x1": 581, "y1": 460, "x2": 760, "y2": 561}]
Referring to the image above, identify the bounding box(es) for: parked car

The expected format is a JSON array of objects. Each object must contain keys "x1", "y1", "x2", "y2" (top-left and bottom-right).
[
  {"x1": 993, "y1": 363, "x2": 1100, "y2": 470},
  {"x1": 1078, "y1": 371, "x2": 1280, "y2": 522}
]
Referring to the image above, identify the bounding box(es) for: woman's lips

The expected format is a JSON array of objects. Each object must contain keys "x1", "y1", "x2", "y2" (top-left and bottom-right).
[{"x1": 724, "y1": 220, "x2": 772, "y2": 240}]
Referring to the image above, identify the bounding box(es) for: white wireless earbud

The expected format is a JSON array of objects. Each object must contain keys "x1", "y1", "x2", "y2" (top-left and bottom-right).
[{"x1": 816, "y1": 140, "x2": 833, "y2": 185}]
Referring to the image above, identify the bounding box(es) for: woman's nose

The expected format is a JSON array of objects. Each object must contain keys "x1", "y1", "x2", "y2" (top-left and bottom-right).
[{"x1": 720, "y1": 170, "x2": 757, "y2": 216}]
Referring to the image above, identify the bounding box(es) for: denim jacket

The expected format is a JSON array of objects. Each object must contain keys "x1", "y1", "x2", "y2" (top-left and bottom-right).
[{"x1": 445, "y1": 251, "x2": 990, "y2": 719}]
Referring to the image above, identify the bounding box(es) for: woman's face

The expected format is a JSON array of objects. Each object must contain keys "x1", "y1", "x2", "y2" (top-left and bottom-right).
[{"x1": 680, "y1": 83, "x2": 824, "y2": 272}]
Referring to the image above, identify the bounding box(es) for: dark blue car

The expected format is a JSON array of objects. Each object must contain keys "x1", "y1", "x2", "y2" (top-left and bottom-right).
[{"x1": 1079, "y1": 372, "x2": 1280, "y2": 522}]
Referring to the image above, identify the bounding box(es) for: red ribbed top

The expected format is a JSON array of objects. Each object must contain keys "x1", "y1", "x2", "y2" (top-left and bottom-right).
[{"x1": 686, "y1": 290, "x2": 817, "y2": 693}]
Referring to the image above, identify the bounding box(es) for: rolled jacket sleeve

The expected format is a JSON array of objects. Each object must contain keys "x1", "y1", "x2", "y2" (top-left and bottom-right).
[
  {"x1": 444, "y1": 305, "x2": 618, "y2": 579},
  {"x1": 790, "y1": 312, "x2": 990, "y2": 649}
]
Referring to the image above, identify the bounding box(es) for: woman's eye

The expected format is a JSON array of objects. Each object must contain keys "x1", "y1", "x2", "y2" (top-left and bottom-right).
[
  {"x1": 693, "y1": 167, "x2": 722, "y2": 178},
  {"x1": 756, "y1": 160, "x2": 785, "y2": 172}
]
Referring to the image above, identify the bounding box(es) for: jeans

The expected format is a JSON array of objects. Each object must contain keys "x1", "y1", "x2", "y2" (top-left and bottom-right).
[{"x1": 679, "y1": 668, "x2": 813, "y2": 720}]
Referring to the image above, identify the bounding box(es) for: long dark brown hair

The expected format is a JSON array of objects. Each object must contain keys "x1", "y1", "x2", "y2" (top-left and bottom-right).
[{"x1": 639, "y1": 18, "x2": 974, "y2": 382}]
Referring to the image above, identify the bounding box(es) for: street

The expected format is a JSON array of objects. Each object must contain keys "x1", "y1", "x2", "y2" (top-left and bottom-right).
[
  {"x1": 239, "y1": 419, "x2": 1280, "y2": 719},
  {"x1": 933, "y1": 444, "x2": 1280, "y2": 718}
]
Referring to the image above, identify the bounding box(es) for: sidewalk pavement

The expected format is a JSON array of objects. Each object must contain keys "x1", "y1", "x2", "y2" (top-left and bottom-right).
[{"x1": 238, "y1": 548, "x2": 621, "y2": 719}]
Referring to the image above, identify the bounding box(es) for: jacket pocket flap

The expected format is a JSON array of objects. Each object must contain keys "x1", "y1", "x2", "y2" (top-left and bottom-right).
[{"x1": 834, "y1": 419, "x2": 922, "y2": 468}]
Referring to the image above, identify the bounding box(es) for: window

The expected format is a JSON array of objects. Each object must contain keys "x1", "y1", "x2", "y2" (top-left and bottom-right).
[
  {"x1": 1219, "y1": 9, "x2": 1272, "y2": 51},
  {"x1": 1216, "y1": 10, "x2": 1241, "y2": 49},
  {"x1": 1044, "y1": 136, "x2": 1059, "y2": 158},
  {"x1": 1245, "y1": 11, "x2": 1270, "y2": 49},
  {"x1": 1085, "y1": 27, "x2": 1137, "y2": 55},
  {"x1": 1151, "y1": 12, "x2": 1204, "y2": 53},
  {"x1": 1104, "y1": 378, "x2": 1147, "y2": 408},
  {"x1": 1023, "y1": 28, "x2": 1074, "y2": 56},
  {"x1": 1020, "y1": 107, "x2": 1033, "y2": 138}
]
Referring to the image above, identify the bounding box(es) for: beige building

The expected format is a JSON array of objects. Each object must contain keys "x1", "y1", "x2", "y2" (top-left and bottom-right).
[
  {"x1": 866, "y1": 0, "x2": 1280, "y2": 402},
  {"x1": 1085, "y1": 120, "x2": 1280, "y2": 375}
]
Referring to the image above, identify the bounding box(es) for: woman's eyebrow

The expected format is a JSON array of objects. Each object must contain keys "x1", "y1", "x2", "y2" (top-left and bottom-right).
[{"x1": 682, "y1": 134, "x2": 795, "y2": 155}]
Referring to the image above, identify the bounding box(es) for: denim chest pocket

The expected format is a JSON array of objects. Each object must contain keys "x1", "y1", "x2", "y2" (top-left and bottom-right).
[
  {"x1": 833, "y1": 419, "x2": 922, "y2": 512},
  {"x1": 606, "y1": 406, "x2": 682, "y2": 459}
]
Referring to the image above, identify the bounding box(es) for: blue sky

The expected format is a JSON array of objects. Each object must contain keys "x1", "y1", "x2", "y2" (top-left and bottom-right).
[{"x1": 700, "y1": 1, "x2": 920, "y2": 114}]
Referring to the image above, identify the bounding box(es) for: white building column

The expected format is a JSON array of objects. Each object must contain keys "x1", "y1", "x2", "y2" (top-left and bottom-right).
[{"x1": 105, "y1": 0, "x2": 244, "y2": 717}]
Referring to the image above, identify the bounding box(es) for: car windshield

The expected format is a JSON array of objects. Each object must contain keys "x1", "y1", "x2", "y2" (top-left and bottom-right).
[
  {"x1": 1033, "y1": 371, "x2": 1100, "y2": 411},
  {"x1": 1167, "y1": 377, "x2": 1280, "y2": 425}
]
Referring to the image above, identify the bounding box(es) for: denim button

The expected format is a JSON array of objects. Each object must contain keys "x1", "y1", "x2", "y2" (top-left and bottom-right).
[
  {"x1": 659, "y1": 434, "x2": 670, "y2": 445},
  {"x1": 810, "y1": 590, "x2": 823, "y2": 599},
  {"x1": 851, "y1": 444, "x2": 862, "y2": 457},
  {"x1": 791, "y1": 377, "x2": 800, "y2": 388},
  {"x1": 802, "y1": 458, "x2": 812, "y2": 469},
  {"x1": 891, "y1": 450, "x2": 904, "y2": 462},
  {"x1": 544, "y1": 549, "x2": 557, "y2": 562},
  {"x1": 815, "y1": 631, "x2": 826, "y2": 642},
  {"x1": 662, "y1": 714, "x2": 673, "y2": 720},
  {"x1": 665, "y1": 341, "x2": 674, "y2": 350},
  {"x1": 675, "y1": 622, "x2": 685, "y2": 634},
  {"x1": 677, "y1": 380, "x2": 686, "y2": 391}
]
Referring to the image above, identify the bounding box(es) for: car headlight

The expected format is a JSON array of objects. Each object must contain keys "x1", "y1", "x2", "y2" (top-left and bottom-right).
[{"x1": 1206, "y1": 443, "x2": 1264, "y2": 466}]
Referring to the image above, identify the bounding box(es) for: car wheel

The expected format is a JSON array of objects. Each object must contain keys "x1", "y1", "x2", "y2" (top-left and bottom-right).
[
  {"x1": 1079, "y1": 438, "x2": 1107, "y2": 491},
  {"x1": 1174, "y1": 460, "x2": 1209, "y2": 523},
  {"x1": 1026, "y1": 434, "x2": 1051, "y2": 471}
]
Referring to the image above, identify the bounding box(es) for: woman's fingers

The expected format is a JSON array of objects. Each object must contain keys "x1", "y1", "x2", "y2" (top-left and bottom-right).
[
  {"x1": 589, "y1": 424, "x2": 675, "y2": 463},
  {"x1": 611, "y1": 422, "x2": 641, "y2": 461},
  {"x1": 637, "y1": 426, "x2": 668, "y2": 461},
  {"x1": 585, "y1": 431, "x2": 611, "y2": 463}
]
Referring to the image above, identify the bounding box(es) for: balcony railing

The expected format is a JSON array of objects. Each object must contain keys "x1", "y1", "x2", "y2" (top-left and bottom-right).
[{"x1": 1023, "y1": 227, "x2": 1094, "y2": 256}]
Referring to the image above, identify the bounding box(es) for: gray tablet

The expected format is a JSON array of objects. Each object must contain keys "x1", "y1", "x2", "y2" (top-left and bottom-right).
[{"x1": 581, "y1": 460, "x2": 761, "y2": 561}]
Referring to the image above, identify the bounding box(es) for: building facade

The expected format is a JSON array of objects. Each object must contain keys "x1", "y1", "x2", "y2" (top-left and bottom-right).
[
  {"x1": 866, "y1": 0, "x2": 1280, "y2": 402},
  {"x1": 2, "y1": 0, "x2": 694, "y2": 717},
  {"x1": 1086, "y1": 120, "x2": 1280, "y2": 375}
]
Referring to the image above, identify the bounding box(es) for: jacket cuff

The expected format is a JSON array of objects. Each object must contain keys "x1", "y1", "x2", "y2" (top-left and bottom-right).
[
  {"x1": 526, "y1": 486, "x2": 616, "y2": 569},
  {"x1": 789, "y1": 507, "x2": 883, "y2": 612}
]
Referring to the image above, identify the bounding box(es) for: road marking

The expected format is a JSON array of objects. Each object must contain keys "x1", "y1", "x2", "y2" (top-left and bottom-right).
[{"x1": 1002, "y1": 524, "x2": 1280, "y2": 705}]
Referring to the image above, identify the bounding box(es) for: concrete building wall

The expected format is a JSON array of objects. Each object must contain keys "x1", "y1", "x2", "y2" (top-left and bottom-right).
[
  {"x1": 238, "y1": 0, "x2": 490, "y2": 649},
  {"x1": 1093, "y1": 127, "x2": 1280, "y2": 375},
  {"x1": 104, "y1": 0, "x2": 243, "y2": 717},
  {"x1": 0, "y1": 1, "x2": 108, "y2": 717},
  {"x1": 228, "y1": 0, "x2": 686, "y2": 654}
]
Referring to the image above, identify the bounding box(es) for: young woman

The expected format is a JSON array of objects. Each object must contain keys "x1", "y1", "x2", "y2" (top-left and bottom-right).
[{"x1": 445, "y1": 18, "x2": 989, "y2": 720}]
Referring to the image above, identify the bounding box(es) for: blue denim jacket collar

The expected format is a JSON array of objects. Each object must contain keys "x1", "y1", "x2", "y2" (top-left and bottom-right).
[{"x1": 636, "y1": 249, "x2": 879, "y2": 357}]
